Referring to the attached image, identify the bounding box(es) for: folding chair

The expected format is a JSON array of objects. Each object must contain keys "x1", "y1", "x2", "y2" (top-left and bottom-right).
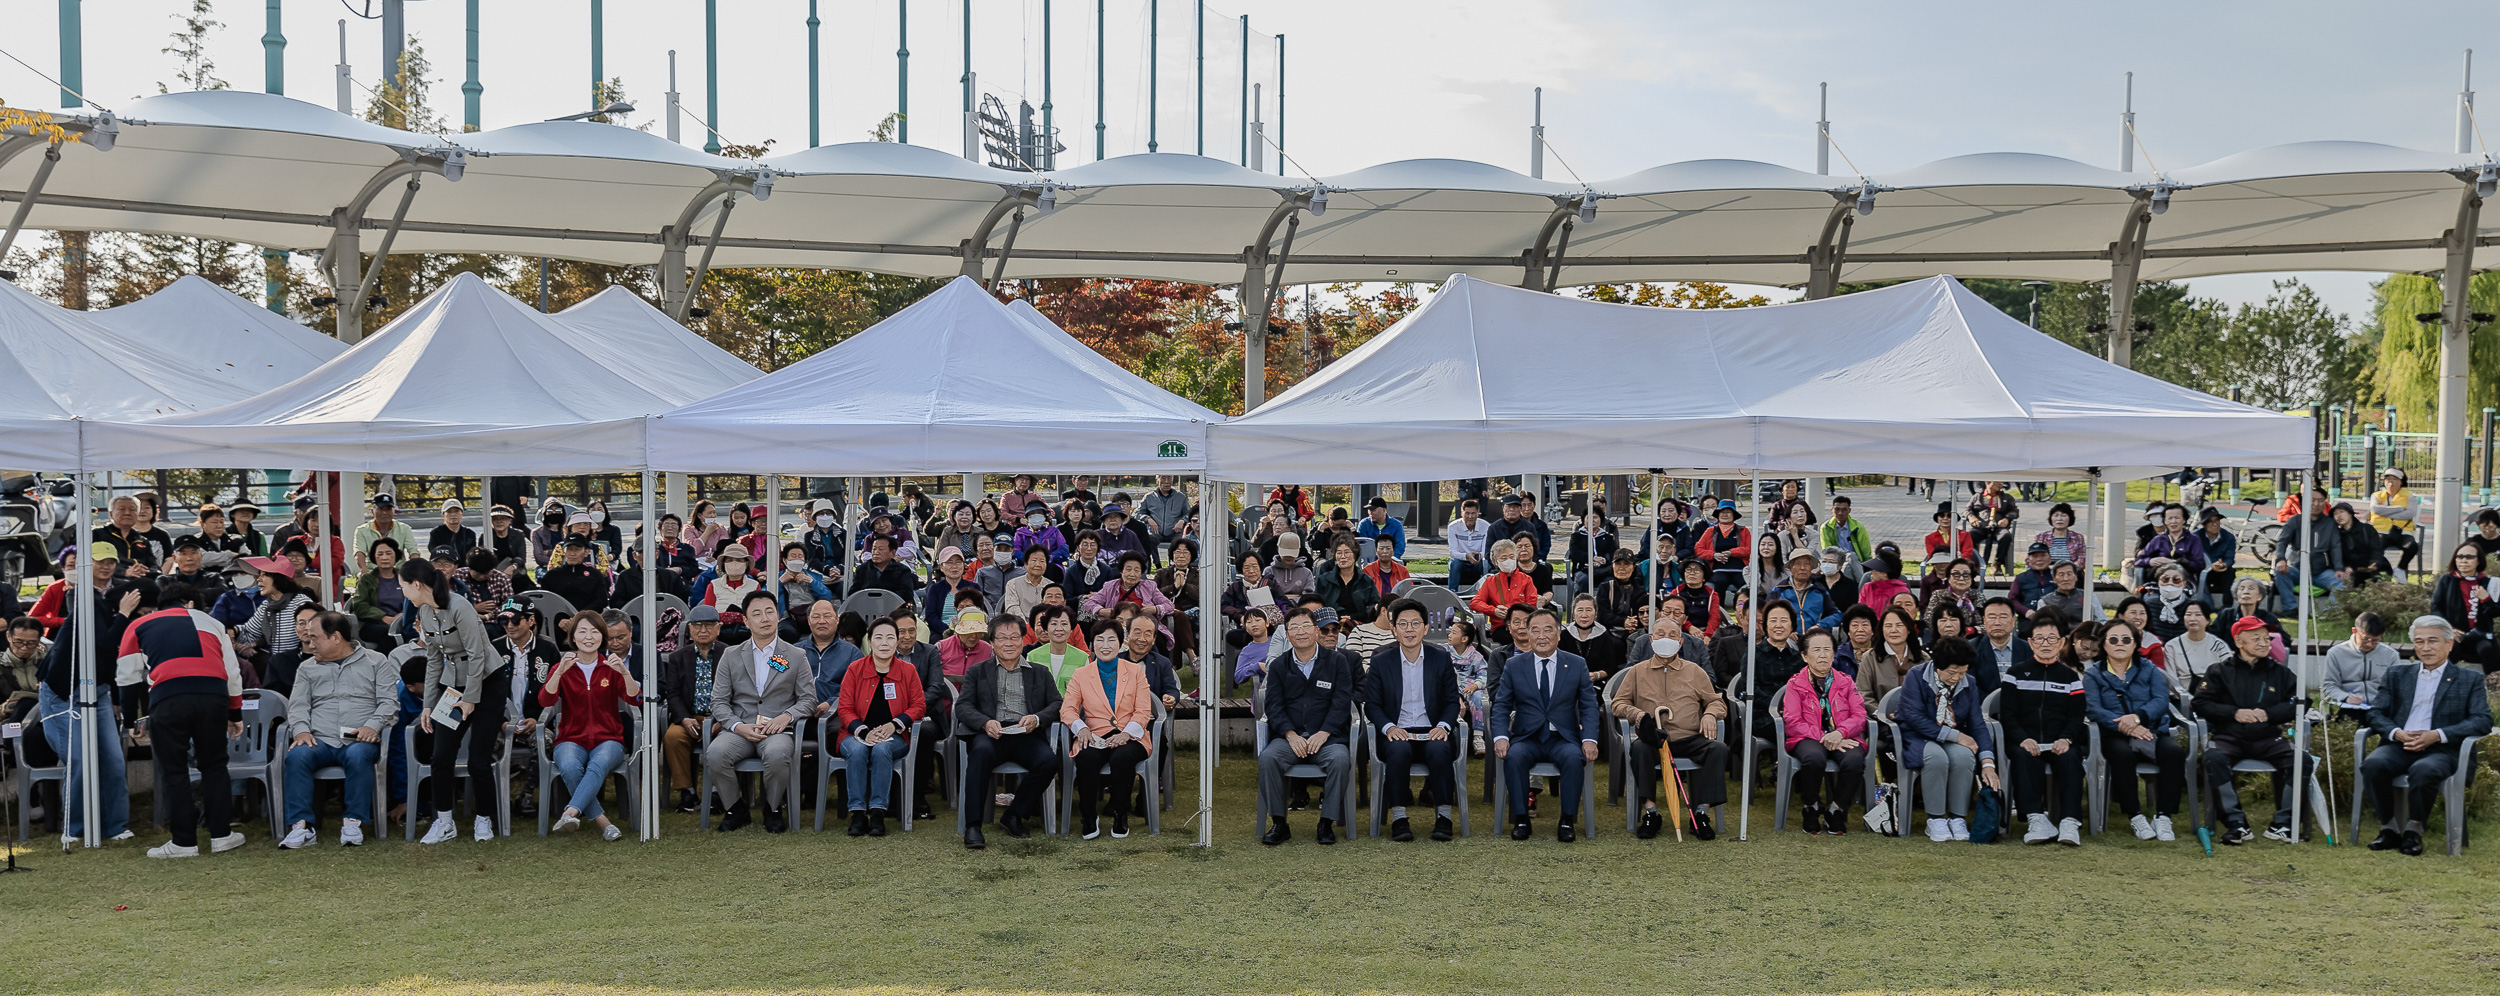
[
  {"x1": 534, "y1": 702, "x2": 644, "y2": 836},
  {"x1": 1067, "y1": 702, "x2": 1165, "y2": 835},
  {"x1": 838, "y1": 589, "x2": 907, "y2": 621},
  {"x1": 1403, "y1": 584, "x2": 1466, "y2": 644},
  {"x1": 621, "y1": 593, "x2": 689, "y2": 636},
  {"x1": 810, "y1": 715, "x2": 923, "y2": 831},
  {"x1": 1768, "y1": 700, "x2": 1879, "y2": 832},
  {"x1": 2191, "y1": 714, "x2": 2322, "y2": 838},
  {"x1": 957, "y1": 723, "x2": 1064, "y2": 836},
  {"x1": 1724, "y1": 676, "x2": 1777, "y2": 825},
  {"x1": 2086, "y1": 701, "x2": 2201, "y2": 835},
  {"x1": 403, "y1": 714, "x2": 514, "y2": 839},
  {"x1": 2350, "y1": 727, "x2": 2480, "y2": 856},
  {"x1": 153, "y1": 687, "x2": 286, "y2": 835},
  {"x1": 5, "y1": 714, "x2": 64, "y2": 842},
  {"x1": 518, "y1": 590, "x2": 577, "y2": 634},
  {"x1": 704, "y1": 715, "x2": 799, "y2": 829},
  {"x1": 1360, "y1": 717, "x2": 1471, "y2": 838},
  {"x1": 271, "y1": 700, "x2": 391, "y2": 840},
  {"x1": 1610, "y1": 680, "x2": 1725, "y2": 834}
]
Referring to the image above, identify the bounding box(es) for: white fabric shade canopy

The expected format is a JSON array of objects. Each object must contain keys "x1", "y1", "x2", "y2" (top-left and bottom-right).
[
  {"x1": 87, "y1": 274, "x2": 345, "y2": 386},
  {"x1": 552, "y1": 286, "x2": 764, "y2": 389},
  {"x1": 7, "y1": 91, "x2": 2494, "y2": 285},
  {"x1": 1206, "y1": 275, "x2": 2315, "y2": 484},
  {"x1": 0, "y1": 279, "x2": 260, "y2": 468},
  {"x1": 647, "y1": 276, "x2": 1219, "y2": 474},
  {"x1": 75, "y1": 272, "x2": 689, "y2": 474}
]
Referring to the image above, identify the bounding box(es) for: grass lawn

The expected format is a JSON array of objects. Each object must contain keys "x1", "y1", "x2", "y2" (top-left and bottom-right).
[{"x1": 5, "y1": 746, "x2": 2497, "y2": 996}]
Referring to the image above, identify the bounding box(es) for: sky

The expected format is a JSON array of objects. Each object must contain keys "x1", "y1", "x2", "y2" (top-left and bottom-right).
[{"x1": 8, "y1": 0, "x2": 2496, "y2": 321}]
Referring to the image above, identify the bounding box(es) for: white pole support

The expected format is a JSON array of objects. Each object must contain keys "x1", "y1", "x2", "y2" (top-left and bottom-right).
[
  {"x1": 1196, "y1": 474, "x2": 1222, "y2": 846},
  {"x1": 640, "y1": 466, "x2": 661, "y2": 840},
  {"x1": 1738, "y1": 470, "x2": 1761, "y2": 841}
]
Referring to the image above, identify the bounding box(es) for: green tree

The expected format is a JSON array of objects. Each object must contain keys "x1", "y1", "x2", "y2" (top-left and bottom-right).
[
  {"x1": 2371, "y1": 271, "x2": 2500, "y2": 428},
  {"x1": 2221, "y1": 280, "x2": 2354, "y2": 409}
]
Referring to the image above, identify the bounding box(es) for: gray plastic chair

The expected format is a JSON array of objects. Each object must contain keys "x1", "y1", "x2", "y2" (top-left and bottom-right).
[
  {"x1": 518, "y1": 590, "x2": 577, "y2": 634},
  {"x1": 2085, "y1": 701, "x2": 2200, "y2": 834},
  {"x1": 690, "y1": 714, "x2": 800, "y2": 829},
  {"x1": 2191, "y1": 714, "x2": 2323, "y2": 838},
  {"x1": 1768, "y1": 689, "x2": 1881, "y2": 832},
  {"x1": 810, "y1": 715, "x2": 922, "y2": 831},
  {"x1": 268, "y1": 695, "x2": 391, "y2": 840},
  {"x1": 403, "y1": 714, "x2": 514, "y2": 840},
  {"x1": 1609, "y1": 673, "x2": 1723, "y2": 834},
  {"x1": 1359, "y1": 717, "x2": 1470, "y2": 838},
  {"x1": 956, "y1": 723, "x2": 1064, "y2": 836},
  {"x1": 1724, "y1": 676, "x2": 1776, "y2": 824},
  {"x1": 1067, "y1": 701, "x2": 1165, "y2": 835},
  {"x1": 838, "y1": 588, "x2": 908, "y2": 622},
  {"x1": 1250, "y1": 679, "x2": 1357, "y2": 834},
  {"x1": 534, "y1": 701, "x2": 643, "y2": 836},
  {"x1": 1403, "y1": 585, "x2": 1466, "y2": 643},
  {"x1": 6, "y1": 715, "x2": 65, "y2": 842},
  {"x1": 2349, "y1": 727, "x2": 2479, "y2": 856},
  {"x1": 621, "y1": 592, "x2": 689, "y2": 635}
]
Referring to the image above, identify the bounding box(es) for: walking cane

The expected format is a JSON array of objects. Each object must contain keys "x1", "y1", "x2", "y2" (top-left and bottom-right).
[{"x1": 1654, "y1": 708, "x2": 1687, "y2": 841}]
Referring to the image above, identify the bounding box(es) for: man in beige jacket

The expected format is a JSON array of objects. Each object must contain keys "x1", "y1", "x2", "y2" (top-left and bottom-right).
[{"x1": 1609, "y1": 614, "x2": 1728, "y2": 840}]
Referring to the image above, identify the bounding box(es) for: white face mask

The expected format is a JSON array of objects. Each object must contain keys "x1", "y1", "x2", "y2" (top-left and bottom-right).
[
  {"x1": 593, "y1": 512, "x2": 609, "y2": 524},
  {"x1": 1497, "y1": 558, "x2": 1519, "y2": 573},
  {"x1": 814, "y1": 514, "x2": 835, "y2": 529},
  {"x1": 231, "y1": 574, "x2": 255, "y2": 590},
  {"x1": 1819, "y1": 561, "x2": 1840, "y2": 576},
  {"x1": 2158, "y1": 583, "x2": 2184, "y2": 600}
]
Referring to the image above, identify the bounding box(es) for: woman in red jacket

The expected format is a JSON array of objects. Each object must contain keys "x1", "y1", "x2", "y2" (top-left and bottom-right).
[
  {"x1": 836, "y1": 616, "x2": 926, "y2": 836},
  {"x1": 1780, "y1": 627, "x2": 1869, "y2": 834},
  {"x1": 1468, "y1": 538, "x2": 1540, "y2": 618},
  {"x1": 542, "y1": 611, "x2": 642, "y2": 841}
]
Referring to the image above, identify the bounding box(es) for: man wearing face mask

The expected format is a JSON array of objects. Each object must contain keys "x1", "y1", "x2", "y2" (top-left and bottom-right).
[
  {"x1": 801, "y1": 499, "x2": 848, "y2": 577},
  {"x1": 1818, "y1": 546, "x2": 1861, "y2": 612}
]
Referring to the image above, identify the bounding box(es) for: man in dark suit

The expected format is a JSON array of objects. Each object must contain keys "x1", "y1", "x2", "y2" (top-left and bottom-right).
[
  {"x1": 956, "y1": 614, "x2": 1063, "y2": 849},
  {"x1": 2361, "y1": 615, "x2": 2495, "y2": 855},
  {"x1": 1258, "y1": 607, "x2": 1354, "y2": 846},
  {"x1": 1490, "y1": 606, "x2": 1602, "y2": 841},
  {"x1": 1360, "y1": 597, "x2": 1462, "y2": 842}
]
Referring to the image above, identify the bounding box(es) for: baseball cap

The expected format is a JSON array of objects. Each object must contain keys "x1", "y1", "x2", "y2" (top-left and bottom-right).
[
  {"x1": 1100, "y1": 504, "x2": 1127, "y2": 518},
  {"x1": 441, "y1": 499, "x2": 464, "y2": 512},
  {"x1": 2229, "y1": 616, "x2": 2270, "y2": 637},
  {"x1": 567, "y1": 512, "x2": 595, "y2": 528},
  {"x1": 88, "y1": 541, "x2": 122, "y2": 564},
  {"x1": 1366, "y1": 496, "x2": 1388, "y2": 510},
  {"x1": 560, "y1": 534, "x2": 591, "y2": 548},
  {"x1": 493, "y1": 598, "x2": 531, "y2": 623},
  {"x1": 172, "y1": 534, "x2": 204, "y2": 551},
  {"x1": 369, "y1": 493, "x2": 395, "y2": 508},
  {"x1": 937, "y1": 545, "x2": 965, "y2": 563},
  {"x1": 1502, "y1": 494, "x2": 1527, "y2": 507},
  {"x1": 808, "y1": 498, "x2": 837, "y2": 514},
  {"x1": 1310, "y1": 606, "x2": 1341, "y2": 630},
  {"x1": 2026, "y1": 541, "x2": 2051, "y2": 555},
  {"x1": 952, "y1": 611, "x2": 990, "y2": 635},
  {"x1": 1276, "y1": 533, "x2": 1302, "y2": 556},
  {"x1": 489, "y1": 505, "x2": 514, "y2": 519},
  {"x1": 292, "y1": 495, "x2": 317, "y2": 512},
  {"x1": 430, "y1": 545, "x2": 457, "y2": 561}
]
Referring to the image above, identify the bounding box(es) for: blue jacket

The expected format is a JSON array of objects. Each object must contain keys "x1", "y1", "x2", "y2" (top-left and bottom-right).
[
  {"x1": 1774, "y1": 579, "x2": 1841, "y2": 630},
  {"x1": 801, "y1": 636, "x2": 864, "y2": 705},
  {"x1": 2083, "y1": 656, "x2": 2174, "y2": 737},
  {"x1": 1356, "y1": 516, "x2": 1406, "y2": 560},
  {"x1": 1895, "y1": 661, "x2": 1995, "y2": 768},
  {"x1": 1488, "y1": 650, "x2": 1603, "y2": 744}
]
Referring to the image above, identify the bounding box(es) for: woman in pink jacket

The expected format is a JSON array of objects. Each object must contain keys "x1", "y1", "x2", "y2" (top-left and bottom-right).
[{"x1": 1782, "y1": 627, "x2": 1870, "y2": 834}]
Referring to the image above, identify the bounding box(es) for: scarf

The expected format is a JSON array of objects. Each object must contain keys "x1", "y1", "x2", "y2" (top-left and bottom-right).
[
  {"x1": 2466, "y1": 573, "x2": 2488, "y2": 629},
  {"x1": 2154, "y1": 585, "x2": 2188, "y2": 624}
]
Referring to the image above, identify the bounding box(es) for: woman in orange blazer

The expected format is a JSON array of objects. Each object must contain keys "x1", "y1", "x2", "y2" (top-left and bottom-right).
[{"x1": 1059, "y1": 624, "x2": 1154, "y2": 838}]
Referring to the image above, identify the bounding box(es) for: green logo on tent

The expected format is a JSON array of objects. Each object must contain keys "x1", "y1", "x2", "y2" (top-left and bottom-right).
[{"x1": 1158, "y1": 440, "x2": 1189, "y2": 459}]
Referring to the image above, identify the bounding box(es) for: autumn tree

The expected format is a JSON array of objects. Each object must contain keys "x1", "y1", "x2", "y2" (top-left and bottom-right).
[{"x1": 1582, "y1": 281, "x2": 1772, "y2": 309}]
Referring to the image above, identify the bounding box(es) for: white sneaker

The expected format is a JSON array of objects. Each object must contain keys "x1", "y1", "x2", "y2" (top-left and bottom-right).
[
  {"x1": 2023, "y1": 813, "x2": 2055, "y2": 845},
  {"x1": 108, "y1": 830, "x2": 134, "y2": 842},
  {"x1": 550, "y1": 811, "x2": 582, "y2": 833},
  {"x1": 2057, "y1": 817, "x2": 2082, "y2": 847},
  {"x1": 472, "y1": 816, "x2": 495, "y2": 841},
  {"x1": 2263, "y1": 823, "x2": 2296, "y2": 844},
  {"x1": 419, "y1": 814, "x2": 457, "y2": 845},
  {"x1": 339, "y1": 820, "x2": 365, "y2": 846},
  {"x1": 145, "y1": 840, "x2": 199, "y2": 859},
  {"x1": 601, "y1": 823, "x2": 624, "y2": 842},
  {"x1": 208, "y1": 832, "x2": 247, "y2": 853},
  {"x1": 2129, "y1": 814, "x2": 2155, "y2": 840},
  {"x1": 1948, "y1": 818, "x2": 1972, "y2": 842},
  {"x1": 280, "y1": 824, "x2": 317, "y2": 849},
  {"x1": 1926, "y1": 817, "x2": 1953, "y2": 842},
  {"x1": 2152, "y1": 815, "x2": 2175, "y2": 842}
]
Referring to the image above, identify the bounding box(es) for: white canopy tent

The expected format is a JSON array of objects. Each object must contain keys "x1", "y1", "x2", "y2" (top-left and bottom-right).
[
  {"x1": 1207, "y1": 274, "x2": 2315, "y2": 483},
  {"x1": 552, "y1": 286, "x2": 764, "y2": 388},
  {"x1": 87, "y1": 274, "x2": 345, "y2": 387},
  {"x1": 0, "y1": 278, "x2": 255, "y2": 467},
  {"x1": 646, "y1": 275, "x2": 1219, "y2": 474},
  {"x1": 75, "y1": 271, "x2": 681, "y2": 474}
]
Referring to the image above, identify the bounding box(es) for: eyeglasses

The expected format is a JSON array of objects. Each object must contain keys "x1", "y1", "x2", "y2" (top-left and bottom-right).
[
  {"x1": 2027, "y1": 632, "x2": 2063, "y2": 643},
  {"x1": 1948, "y1": 570, "x2": 1974, "y2": 579}
]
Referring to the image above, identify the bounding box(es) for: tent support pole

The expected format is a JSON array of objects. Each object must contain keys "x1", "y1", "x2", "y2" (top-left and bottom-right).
[
  {"x1": 1645, "y1": 471, "x2": 1659, "y2": 628},
  {"x1": 73, "y1": 474, "x2": 97, "y2": 849},
  {"x1": 0, "y1": 142, "x2": 61, "y2": 266},
  {"x1": 315, "y1": 472, "x2": 336, "y2": 608},
  {"x1": 671, "y1": 196, "x2": 737, "y2": 323},
  {"x1": 1237, "y1": 192, "x2": 1312, "y2": 412},
  {"x1": 1196, "y1": 474, "x2": 1221, "y2": 846},
  {"x1": 1738, "y1": 470, "x2": 1760, "y2": 841},
  {"x1": 1803, "y1": 198, "x2": 1854, "y2": 299},
  {"x1": 763, "y1": 475, "x2": 780, "y2": 597},
  {"x1": 986, "y1": 209, "x2": 1027, "y2": 286},
  {"x1": 2432, "y1": 181, "x2": 2484, "y2": 560},
  {"x1": 657, "y1": 175, "x2": 766, "y2": 320},
  {"x1": 326, "y1": 156, "x2": 455, "y2": 344},
  {"x1": 958, "y1": 188, "x2": 1042, "y2": 280},
  {"x1": 2292, "y1": 466, "x2": 2310, "y2": 844},
  {"x1": 640, "y1": 465, "x2": 661, "y2": 840},
  {"x1": 1517, "y1": 201, "x2": 1577, "y2": 289},
  {"x1": 2098, "y1": 191, "x2": 2154, "y2": 575},
  {"x1": 1539, "y1": 218, "x2": 1574, "y2": 293},
  {"x1": 346, "y1": 177, "x2": 423, "y2": 329}
]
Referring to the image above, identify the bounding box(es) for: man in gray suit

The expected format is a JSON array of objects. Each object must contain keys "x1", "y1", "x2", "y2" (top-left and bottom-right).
[
  {"x1": 2361, "y1": 615, "x2": 2494, "y2": 855},
  {"x1": 706, "y1": 591, "x2": 817, "y2": 833}
]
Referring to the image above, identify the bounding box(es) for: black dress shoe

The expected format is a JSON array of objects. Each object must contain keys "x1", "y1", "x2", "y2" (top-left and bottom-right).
[
  {"x1": 999, "y1": 813, "x2": 1030, "y2": 838},
  {"x1": 964, "y1": 825, "x2": 987, "y2": 849},
  {"x1": 762, "y1": 806, "x2": 787, "y2": 834},
  {"x1": 1826, "y1": 807, "x2": 1848, "y2": 836},
  {"x1": 1315, "y1": 817, "x2": 1338, "y2": 845},
  {"x1": 1636, "y1": 809, "x2": 1661, "y2": 840},
  {"x1": 1509, "y1": 818, "x2": 1532, "y2": 841},
  {"x1": 1693, "y1": 809, "x2": 1717, "y2": 840},
  {"x1": 716, "y1": 805, "x2": 751, "y2": 832},
  {"x1": 2368, "y1": 828, "x2": 2405, "y2": 851},
  {"x1": 1431, "y1": 815, "x2": 1454, "y2": 841},
  {"x1": 1389, "y1": 817, "x2": 1415, "y2": 842},
  {"x1": 1556, "y1": 819, "x2": 1577, "y2": 843},
  {"x1": 675, "y1": 789, "x2": 699, "y2": 814},
  {"x1": 1260, "y1": 818, "x2": 1290, "y2": 846},
  {"x1": 845, "y1": 810, "x2": 869, "y2": 837},
  {"x1": 2399, "y1": 829, "x2": 2425, "y2": 856},
  {"x1": 867, "y1": 809, "x2": 889, "y2": 837},
  {"x1": 1801, "y1": 807, "x2": 1823, "y2": 834}
]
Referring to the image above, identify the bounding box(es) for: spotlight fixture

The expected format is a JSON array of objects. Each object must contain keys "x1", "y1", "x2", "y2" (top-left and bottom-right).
[
  {"x1": 1307, "y1": 188, "x2": 1328, "y2": 216},
  {"x1": 1577, "y1": 192, "x2": 1598, "y2": 224},
  {"x1": 2147, "y1": 186, "x2": 2170, "y2": 215},
  {"x1": 1853, "y1": 184, "x2": 1877, "y2": 216}
]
